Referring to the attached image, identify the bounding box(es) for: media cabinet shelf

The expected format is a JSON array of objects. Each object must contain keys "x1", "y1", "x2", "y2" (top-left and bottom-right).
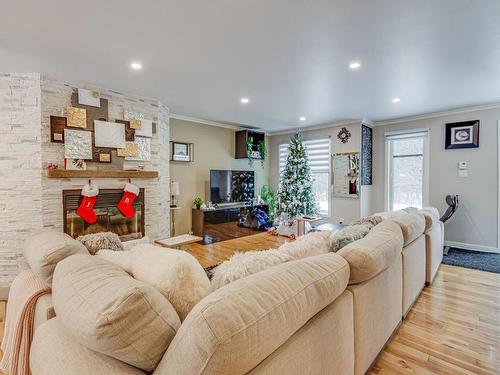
[{"x1": 43, "y1": 169, "x2": 158, "y2": 179}]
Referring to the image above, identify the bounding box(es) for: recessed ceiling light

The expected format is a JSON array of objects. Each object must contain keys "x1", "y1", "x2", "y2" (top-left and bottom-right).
[
  {"x1": 392, "y1": 97, "x2": 401, "y2": 103},
  {"x1": 299, "y1": 117, "x2": 306, "y2": 122},
  {"x1": 130, "y1": 62, "x2": 143, "y2": 70},
  {"x1": 349, "y1": 61, "x2": 361, "y2": 70},
  {"x1": 240, "y1": 97, "x2": 250, "y2": 104}
]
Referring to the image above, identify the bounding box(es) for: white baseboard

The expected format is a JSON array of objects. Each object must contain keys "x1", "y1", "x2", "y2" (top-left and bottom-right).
[{"x1": 444, "y1": 241, "x2": 499, "y2": 254}]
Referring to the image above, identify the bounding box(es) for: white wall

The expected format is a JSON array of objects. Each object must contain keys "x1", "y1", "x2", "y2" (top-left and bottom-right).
[
  {"x1": 370, "y1": 107, "x2": 500, "y2": 251},
  {"x1": 170, "y1": 119, "x2": 269, "y2": 235},
  {"x1": 268, "y1": 122, "x2": 362, "y2": 224}
]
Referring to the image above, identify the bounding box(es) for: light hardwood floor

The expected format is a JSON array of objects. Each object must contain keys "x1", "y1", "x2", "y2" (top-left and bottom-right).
[{"x1": 1, "y1": 236, "x2": 498, "y2": 374}]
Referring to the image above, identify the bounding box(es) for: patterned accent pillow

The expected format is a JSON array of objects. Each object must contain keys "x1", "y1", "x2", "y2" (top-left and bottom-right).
[
  {"x1": 329, "y1": 224, "x2": 371, "y2": 252},
  {"x1": 77, "y1": 232, "x2": 124, "y2": 255},
  {"x1": 349, "y1": 215, "x2": 383, "y2": 229}
]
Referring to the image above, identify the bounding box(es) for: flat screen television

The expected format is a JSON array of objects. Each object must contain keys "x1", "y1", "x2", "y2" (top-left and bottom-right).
[{"x1": 210, "y1": 170, "x2": 255, "y2": 204}]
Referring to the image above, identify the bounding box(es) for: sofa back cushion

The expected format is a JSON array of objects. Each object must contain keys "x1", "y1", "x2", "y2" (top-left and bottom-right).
[
  {"x1": 338, "y1": 220, "x2": 404, "y2": 284},
  {"x1": 154, "y1": 252, "x2": 350, "y2": 375},
  {"x1": 375, "y1": 210, "x2": 425, "y2": 245},
  {"x1": 52, "y1": 254, "x2": 180, "y2": 372},
  {"x1": 23, "y1": 230, "x2": 88, "y2": 285}
]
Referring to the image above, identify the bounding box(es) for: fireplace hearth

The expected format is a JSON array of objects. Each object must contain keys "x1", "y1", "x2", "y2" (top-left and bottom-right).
[{"x1": 63, "y1": 189, "x2": 145, "y2": 240}]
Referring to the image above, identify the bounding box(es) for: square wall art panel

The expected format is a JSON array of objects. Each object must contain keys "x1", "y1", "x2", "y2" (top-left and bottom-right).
[
  {"x1": 134, "y1": 119, "x2": 152, "y2": 138},
  {"x1": 64, "y1": 129, "x2": 93, "y2": 160},
  {"x1": 78, "y1": 88, "x2": 101, "y2": 107},
  {"x1": 94, "y1": 120, "x2": 126, "y2": 149},
  {"x1": 66, "y1": 107, "x2": 87, "y2": 128},
  {"x1": 125, "y1": 136, "x2": 151, "y2": 161}
]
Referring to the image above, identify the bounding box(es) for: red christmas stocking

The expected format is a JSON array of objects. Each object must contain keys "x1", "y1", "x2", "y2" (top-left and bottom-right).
[
  {"x1": 76, "y1": 183, "x2": 99, "y2": 224},
  {"x1": 118, "y1": 183, "x2": 139, "y2": 218}
]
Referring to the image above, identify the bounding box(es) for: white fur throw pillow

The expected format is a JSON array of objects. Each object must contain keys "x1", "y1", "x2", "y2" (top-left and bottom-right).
[
  {"x1": 277, "y1": 231, "x2": 331, "y2": 260},
  {"x1": 98, "y1": 244, "x2": 211, "y2": 321},
  {"x1": 329, "y1": 224, "x2": 371, "y2": 252},
  {"x1": 211, "y1": 249, "x2": 293, "y2": 290},
  {"x1": 77, "y1": 232, "x2": 123, "y2": 255}
]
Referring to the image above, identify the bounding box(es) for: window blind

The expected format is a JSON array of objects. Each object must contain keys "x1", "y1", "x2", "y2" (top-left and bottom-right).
[{"x1": 279, "y1": 138, "x2": 330, "y2": 174}]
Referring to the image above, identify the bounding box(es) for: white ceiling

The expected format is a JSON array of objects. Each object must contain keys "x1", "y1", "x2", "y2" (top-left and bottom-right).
[{"x1": 1, "y1": 0, "x2": 500, "y2": 132}]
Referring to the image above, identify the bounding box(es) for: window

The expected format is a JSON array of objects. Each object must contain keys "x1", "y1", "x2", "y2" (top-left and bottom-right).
[
  {"x1": 385, "y1": 130, "x2": 429, "y2": 211},
  {"x1": 279, "y1": 138, "x2": 330, "y2": 216}
]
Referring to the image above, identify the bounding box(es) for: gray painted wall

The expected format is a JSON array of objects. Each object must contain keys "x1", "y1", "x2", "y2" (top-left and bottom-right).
[{"x1": 370, "y1": 108, "x2": 499, "y2": 250}]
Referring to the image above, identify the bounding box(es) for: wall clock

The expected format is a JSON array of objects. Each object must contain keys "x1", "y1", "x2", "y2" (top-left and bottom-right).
[{"x1": 337, "y1": 127, "x2": 351, "y2": 144}]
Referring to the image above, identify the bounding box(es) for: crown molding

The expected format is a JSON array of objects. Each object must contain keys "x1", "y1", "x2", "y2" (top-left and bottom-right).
[
  {"x1": 373, "y1": 102, "x2": 500, "y2": 127},
  {"x1": 169, "y1": 113, "x2": 245, "y2": 130},
  {"x1": 267, "y1": 119, "x2": 363, "y2": 136}
]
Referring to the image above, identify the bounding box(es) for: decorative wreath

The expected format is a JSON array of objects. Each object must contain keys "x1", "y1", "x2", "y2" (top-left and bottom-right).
[{"x1": 337, "y1": 127, "x2": 351, "y2": 144}]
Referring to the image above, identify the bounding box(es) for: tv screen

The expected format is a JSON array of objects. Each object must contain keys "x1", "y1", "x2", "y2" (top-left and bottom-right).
[{"x1": 210, "y1": 170, "x2": 255, "y2": 204}]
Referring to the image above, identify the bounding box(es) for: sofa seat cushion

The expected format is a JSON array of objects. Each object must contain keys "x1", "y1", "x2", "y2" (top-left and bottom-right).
[
  {"x1": 155, "y1": 252, "x2": 350, "y2": 375},
  {"x1": 211, "y1": 249, "x2": 293, "y2": 290},
  {"x1": 52, "y1": 254, "x2": 180, "y2": 372},
  {"x1": 23, "y1": 230, "x2": 88, "y2": 285},
  {"x1": 277, "y1": 231, "x2": 331, "y2": 260},
  {"x1": 31, "y1": 318, "x2": 145, "y2": 375},
  {"x1": 419, "y1": 207, "x2": 440, "y2": 232},
  {"x1": 338, "y1": 220, "x2": 404, "y2": 284}
]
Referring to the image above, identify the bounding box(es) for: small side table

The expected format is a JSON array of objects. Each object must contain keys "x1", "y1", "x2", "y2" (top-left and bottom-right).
[
  {"x1": 170, "y1": 206, "x2": 182, "y2": 236},
  {"x1": 155, "y1": 234, "x2": 203, "y2": 249}
]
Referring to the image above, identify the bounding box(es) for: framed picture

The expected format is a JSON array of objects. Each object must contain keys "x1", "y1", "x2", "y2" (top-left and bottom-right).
[
  {"x1": 170, "y1": 141, "x2": 194, "y2": 162},
  {"x1": 445, "y1": 120, "x2": 479, "y2": 149}
]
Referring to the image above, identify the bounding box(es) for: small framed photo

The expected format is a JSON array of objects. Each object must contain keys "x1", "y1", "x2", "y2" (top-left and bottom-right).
[
  {"x1": 170, "y1": 141, "x2": 194, "y2": 162},
  {"x1": 445, "y1": 120, "x2": 479, "y2": 149}
]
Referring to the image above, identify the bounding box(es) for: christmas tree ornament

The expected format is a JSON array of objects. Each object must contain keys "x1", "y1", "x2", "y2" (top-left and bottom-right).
[
  {"x1": 117, "y1": 182, "x2": 140, "y2": 218},
  {"x1": 76, "y1": 182, "x2": 99, "y2": 224}
]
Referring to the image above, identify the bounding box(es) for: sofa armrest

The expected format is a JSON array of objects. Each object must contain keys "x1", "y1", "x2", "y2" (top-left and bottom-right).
[{"x1": 31, "y1": 318, "x2": 145, "y2": 375}]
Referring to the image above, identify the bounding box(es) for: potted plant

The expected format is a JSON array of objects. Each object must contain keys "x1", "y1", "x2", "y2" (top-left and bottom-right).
[
  {"x1": 260, "y1": 185, "x2": 277, "y2": 222},
  {"x1": 193, "y1": 197, "x2": 203, "y2": 210}
]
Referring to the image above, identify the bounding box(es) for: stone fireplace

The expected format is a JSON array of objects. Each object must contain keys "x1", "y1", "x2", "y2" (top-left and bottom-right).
[{"x1": 63, "y1": 189, "x2": 145, "y2": 240}]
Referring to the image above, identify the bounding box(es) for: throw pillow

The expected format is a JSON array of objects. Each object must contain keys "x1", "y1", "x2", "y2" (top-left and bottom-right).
[
  {"x1": 77, "y1": 232, "x2": 123, "y2": 255},
  {"x1": 23, "y1": 230, "x2": 89, "y2": 285},
  {"x1": 98, "y1": 244, "x2": 211, "y2": 321},
  {"x1": 211, "y1": 249, "x2": 293, "y2": 290},
  {"x1": 52, "y1": 254, "x2": 180, "y2": 371},
  {"x1": 349, "y1": 215, "x2": 383, "y2": 229},
  {"x1": 329, "y1": 224, "x2": 370, "y2": 252},
  {"x1": 277, "y1": 231, "x2": 331, "y2": 260}
]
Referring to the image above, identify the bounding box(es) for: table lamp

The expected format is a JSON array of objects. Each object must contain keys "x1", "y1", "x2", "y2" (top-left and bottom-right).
[{"x1": 170, "y1": 181, "x2": 180, "y2": 207}]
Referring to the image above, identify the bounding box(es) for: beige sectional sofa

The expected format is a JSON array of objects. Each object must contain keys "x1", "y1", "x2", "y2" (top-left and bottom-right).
[{"x1": 27, "y1": 208, "x2": 443, "y2": 375}]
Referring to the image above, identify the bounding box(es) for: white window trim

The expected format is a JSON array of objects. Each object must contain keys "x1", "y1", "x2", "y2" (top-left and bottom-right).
[
  {"x1": 384, "y1": 128, "x2": 430, "y2": 211},
  {"x1": 278, "y1": 138, "x2": 331, "y2": 217}
]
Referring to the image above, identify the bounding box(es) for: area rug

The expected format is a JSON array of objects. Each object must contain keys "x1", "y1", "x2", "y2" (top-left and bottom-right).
[{"x1": 442, "y1": 248, "x2": 500, "y2": 274}]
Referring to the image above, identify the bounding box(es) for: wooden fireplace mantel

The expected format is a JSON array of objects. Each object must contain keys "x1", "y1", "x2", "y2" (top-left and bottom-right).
[{"x1": 43, "y1": 169, "x2": 159, "y2": 179}]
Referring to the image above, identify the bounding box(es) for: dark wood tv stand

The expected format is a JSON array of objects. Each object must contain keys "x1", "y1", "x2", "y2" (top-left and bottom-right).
[{"x1": 192, "y1": 202, "x2": 268, "y2": 244}]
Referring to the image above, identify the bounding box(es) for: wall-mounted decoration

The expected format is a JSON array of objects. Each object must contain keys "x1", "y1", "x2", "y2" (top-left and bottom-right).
[
  {"x1": 361, "y1": 124, "x2": 373, "y2": 185},
  {"x1": 135, "y1": 119, "x2": 153, "y2": 138},
  {"x1": 129, "y1": 119, "x2": 142, "y2": 129},
  {"x1": 170, "y1": 141, "x2": 194, "y2": 162},
  {"x1": 125, "y1": 137, "x2": 151, "y2": 161},
  {"x1": 92, "y1": 148, "x2": 112, "y2": 163},
  {"x1": 94, "y1": 120, "x2": 126, "y2": 149},
  {"x1": 71, "y1": 92, "x2": 108, "y2": 130},
  {"x1": 65, "y1": 158, "x2": 87, "y2": 170},
  {"x1": 78, "y1": 88, "x2": 101, "y2": 107},
  {"x1": 445, "y1": 120, "x2": 479, "y2": 149},
  {"x1": 66, "y1": 107, "x2": 87, "y2": 128},
  {"x1": 115, "y1": 120, "x2": 135, "y2": 141},
  {"x1": 337, "y1": 127, "x2": 351, "y2": 144},
  {"x1": 50, "y1": 115, "x2": 67, "y2": 143},
  {"x1": 64, "y1": 129, "x2": 93, "y2": 160},
  {"x1": 117, "y1": 142, "x2": 139, "y2": 157},
  {"x1": 332, "y1": 152, "x2": 360, "y2": 198},
  {"x1": 124, "y1": 110, "x2": 145, "y2": 121}
]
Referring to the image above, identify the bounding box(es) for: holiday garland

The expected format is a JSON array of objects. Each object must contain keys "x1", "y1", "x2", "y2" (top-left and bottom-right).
[{"x1": 276, "y1": 132, "x2": 318, "y2": 218}]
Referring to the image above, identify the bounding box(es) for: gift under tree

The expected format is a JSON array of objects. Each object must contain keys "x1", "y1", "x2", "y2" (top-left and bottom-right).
[{"x1": 276, "y1": 132, "x2": 318, "y2": 219}]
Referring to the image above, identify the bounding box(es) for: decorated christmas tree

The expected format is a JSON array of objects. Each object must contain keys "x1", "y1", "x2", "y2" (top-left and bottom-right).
[{"x1": 276, "y1": 132, "x2": 318, "y2": 218}]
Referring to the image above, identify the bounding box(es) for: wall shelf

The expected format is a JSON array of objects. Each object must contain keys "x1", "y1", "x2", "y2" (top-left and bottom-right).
[{"x1": 43, "y1": 169, "x2": 158, "y2": 179}]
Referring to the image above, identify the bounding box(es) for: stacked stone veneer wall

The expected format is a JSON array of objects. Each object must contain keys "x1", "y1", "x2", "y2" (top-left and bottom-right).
[{"x1": 0, "y1": 74, "x2": 170, "y2": 297}]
